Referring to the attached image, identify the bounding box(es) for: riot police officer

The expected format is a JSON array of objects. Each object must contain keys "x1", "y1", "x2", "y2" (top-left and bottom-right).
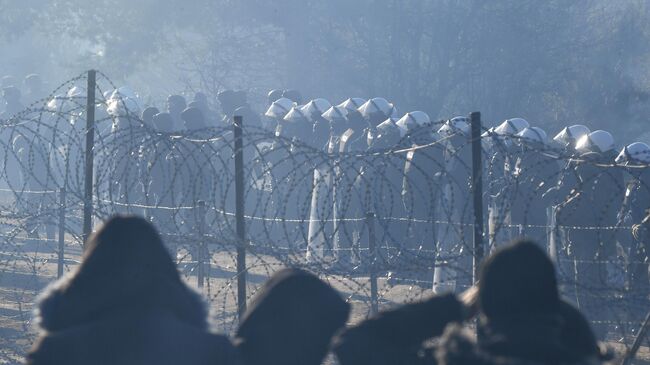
[
  {"x1": 398, "y1": 112, "x2": 446, "y2": 283},
  {"x1": 1, "y1": 86, "x2": 24, "y2": 120},
  {"x1": 264, "y1": 97, "x2": 295, "y2": 136},
  {"x1": 509, "y1": 127, "x2": 559, "y2": 249},
  {"x1": 556, "y1": 130, "x2": 624, "y2": 337},
  {"x1": 267, "y1": 89, "x2": 284, "y2": 105},
  {"x1": 615, "y1": 142, "x2": 650, "y2": 301},
  {"x1": 167, "y1": 94, "x2": 187, "y2": 132},
  {"x1": 433, "y1": 117, "x2": 473, "y2": 293},
  {"x1": 300, "y1": 98, "x2": 332, "y2": 150}
]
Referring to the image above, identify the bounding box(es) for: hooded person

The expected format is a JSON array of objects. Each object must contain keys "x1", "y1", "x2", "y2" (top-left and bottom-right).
[
  {"x1": 438, "y1": 240, "x2": 608, "y2": 365},
  {"x1": 27, "y1": 216, "x2": 239, "y2": 365},
  {"x1": 235, "y1": 268, "x2": 350, "y2": 365},
  {"x1": 334, "y1": 240, "x2": 607, "y2": 365}
]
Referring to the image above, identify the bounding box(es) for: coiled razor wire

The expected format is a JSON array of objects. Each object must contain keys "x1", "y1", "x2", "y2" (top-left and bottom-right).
[{"x1": 0, "y1": 71, "x2": 647, "y2": 363}]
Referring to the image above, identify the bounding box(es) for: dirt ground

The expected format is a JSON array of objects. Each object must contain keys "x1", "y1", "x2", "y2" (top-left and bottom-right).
[{"x1": 0, "y1": 238, "x2": 648, "y2": 365}]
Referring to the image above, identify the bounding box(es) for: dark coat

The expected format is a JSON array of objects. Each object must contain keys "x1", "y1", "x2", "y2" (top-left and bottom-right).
[
  {"x1": 438, "y1": 300, "x2": 608, "y2": 365},
  {"x1": 334, "y1": 293, "x2": 604, "y2": 365},
  {"x1": 437, "y1": 322, "x2": 600, "y2": 365},
  {"x1": 235, "y1": 268, "x2": 350, "y2": 365},
  {"x1": 333, "y1": 293, "x2": 465, "y2": 365},
  {"x1": 26, "y1": 216, "x2": 240, "y2": 365}
]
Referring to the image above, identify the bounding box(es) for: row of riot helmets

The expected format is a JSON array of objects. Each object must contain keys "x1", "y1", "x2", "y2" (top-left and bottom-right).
[
  {"x1": 6, "y1": 83, "x2": 266, "y2": 243},
  {"x1": 479, "y1": 120, "x2": 650, "y2": 336},
  {"x1": 264, "y1": 92, "x2": 650, "y2": 328},
  {"x1": 0, "y1": 74, "x2": 45, "y2": 120}
]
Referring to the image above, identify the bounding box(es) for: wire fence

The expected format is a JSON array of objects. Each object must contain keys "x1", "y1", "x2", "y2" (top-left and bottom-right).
[{"x1": 0, "y1": 70, "x2": 648, "y2": 363}]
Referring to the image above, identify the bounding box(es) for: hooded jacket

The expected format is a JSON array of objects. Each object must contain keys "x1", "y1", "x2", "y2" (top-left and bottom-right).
[
  {"x1": 26, "y1": 216, "x2": 239, "y2": 365},
  {"x1": 235, "y1": 268, "x2": 350, "y2": 365}
]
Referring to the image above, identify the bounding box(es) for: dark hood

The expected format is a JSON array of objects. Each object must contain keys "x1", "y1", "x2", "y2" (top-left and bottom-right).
[
  {"x1": 33, "y1": 216, "x2": 208, "y2": 333},
  {"x1": 235, "y1": 268, "x2": 350, "y2": 365}
]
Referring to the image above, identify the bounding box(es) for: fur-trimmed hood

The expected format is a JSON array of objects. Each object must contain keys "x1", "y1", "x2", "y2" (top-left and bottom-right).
[{"x1": 27, "y1": 216, "x2": 239, "y2": 365}]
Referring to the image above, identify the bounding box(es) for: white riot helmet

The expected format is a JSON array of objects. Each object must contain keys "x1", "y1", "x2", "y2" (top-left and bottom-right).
[
  {"x1": 107, "y1": 96, "x2": 140, "y2": 117},
  {"x1": 47, "y1": 95, "x2": 66, "y2": 112},
  {"x1": 481, "y1": 127, "x2": 495, "y2": 138},
  {"x1": 300, "y1": 98, "x2": 331, "y2": 118},
  {"x1": 264, "y1": 97, "x2": 294, "y2": 119},
  {"x1": 615, "y1": 142, "x2": 650, "y2": 165},
  {"x1": 358, "y1": 97, "x2": 397, "y2": 120},
  {"x1": 396, "y1": 111, "x2": 430, "y2": 137},
  {"x1": 283, "y1": 106, "x2": 310, "y2": 123},
  {"x1": 494, "y1": 118, "x2": 529, "y2": 136},
  {"x1": 337, "y1": 98, "x2": 366, "y2": 112},
  {"x1": 368, "y1": 118, "x2": 400, "y2": 148},
  {"x1": 575, "y1": 130, "x2": 615, "y2": 154},
  {"x1": 516, "y1": 127, "x2": 548, "y2": 145},
  {"x1": 553, "y1": 125, "x2": 590, "y2": 147},
  {"x1": 322, "y1": 106, "x2": 348, "y2": 122},
  {"x1": 110, "y1": 86, "x2": 138, "y2": 101},
  {"x1": 67, "y1": 86, "x2": 85, "y2": 98},
  {"x1": 437, "y1": 116, "x2": 470, "y2": 136}
]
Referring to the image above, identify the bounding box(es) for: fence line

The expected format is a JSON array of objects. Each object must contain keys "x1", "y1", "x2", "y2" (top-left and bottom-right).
[{"x1": 0, "y1": 70, "x2": 647, "y2": 363}]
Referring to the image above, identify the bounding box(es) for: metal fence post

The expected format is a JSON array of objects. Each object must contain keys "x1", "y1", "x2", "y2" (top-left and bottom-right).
[
  {"x1": 366, "y1": 212, "x2": 379, "y2": 315},
  {"x1": 547, "y1": 206, "x2": 558, "y2": 263},
  {"x1": 470, "y1": 112, "x2": 484, "y2": 284},
  {"x1": 57, "y1": 188, "x2": 66, "y2": 278},
  {"x1": 623, "y1": 311, "x2": 650, "y2": 365},
  {"x1": 234, "y1": 115, "x2": 247, "y2": 318},
  {"x1": 82, "y1": 70, "x2": 96, "y2": 248},
  {"x1": 197, "y1": 200, "x2": 206, "y2": 288}
]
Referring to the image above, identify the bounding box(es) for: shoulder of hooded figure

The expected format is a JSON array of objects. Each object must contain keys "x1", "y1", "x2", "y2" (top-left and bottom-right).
[
  {"x1": 26, "y1": 334, "x2": 69, "y2": 365},
  {"x1": 334, "y1": 293, "x2": 463, "y2": 355},
  {"x1": 202, "y1": 332, "x2": 243, "y2": 365},
  {"x1": 436, "y1": 324, "x2": 602, "y2": 365}
]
